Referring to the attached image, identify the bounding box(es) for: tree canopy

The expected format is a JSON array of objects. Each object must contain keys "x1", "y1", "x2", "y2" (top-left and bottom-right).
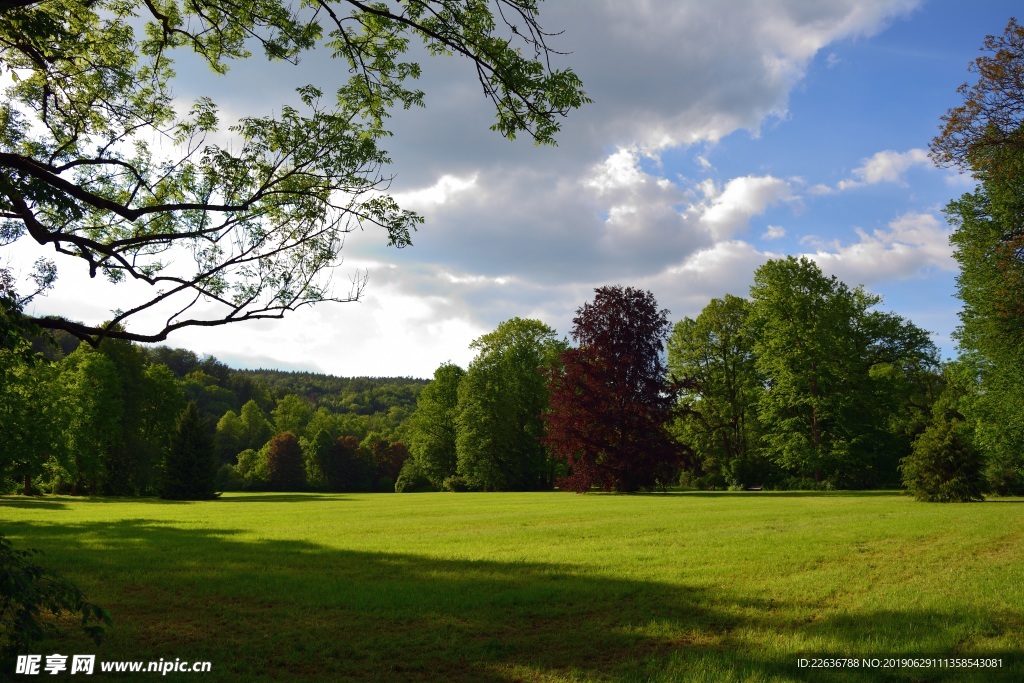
[
  {"x1": 545, "y1": 286, "x2": 682, "y2": 493},
  {"x1": 0, "y1": 0, "x2": 587, "y2": 345}
]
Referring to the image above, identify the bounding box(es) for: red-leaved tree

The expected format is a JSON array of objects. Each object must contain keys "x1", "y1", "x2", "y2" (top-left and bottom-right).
[{"x1": 544, "y1": 286, "x2": 683, "y2": 492}]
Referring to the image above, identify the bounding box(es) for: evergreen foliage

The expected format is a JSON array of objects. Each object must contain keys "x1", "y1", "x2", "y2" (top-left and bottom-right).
[
  {"x1": 901, "y1": 413, "x2": 986, "y2": 503},
  {"x1": 160, "y1": 402, "x2": 217, "y2": 500}
]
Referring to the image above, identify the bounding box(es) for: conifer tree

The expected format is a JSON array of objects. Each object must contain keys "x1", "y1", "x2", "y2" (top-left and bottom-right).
[{"x1": 161, "y1": 401, "x2": 217, "y2": 500}]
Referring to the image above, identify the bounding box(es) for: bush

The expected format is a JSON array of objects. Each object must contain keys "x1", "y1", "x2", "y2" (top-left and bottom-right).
[
  {"x1": 215, "y1": 463, "x2": 242, "y2": 491},
  {"x1": 901, "y1": 413, "x2": 986, "y2": 502},
  {"x1": 0, "y1": 534, "x2": 111, "y2": 667},
  {"x1": 442, "y1": 475, "x2": 473, "y2": 492},
  {"x1": 394, "y1": 460, "x2": 435, "y2": 493}
]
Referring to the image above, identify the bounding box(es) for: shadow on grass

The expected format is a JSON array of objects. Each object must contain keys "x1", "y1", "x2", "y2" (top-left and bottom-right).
[
  {"x1": 214, "y1": 493, "x2": 354, "y2": 503},
  {"x1": 0, "y1": 496, "x2": 70, "y2": 510},
  {"x1": 676, "y1": 490, "x2": 905, "y2": 498},
  {"x1": 6, "y1": 518, "x2": 1020, "y2": 683}
]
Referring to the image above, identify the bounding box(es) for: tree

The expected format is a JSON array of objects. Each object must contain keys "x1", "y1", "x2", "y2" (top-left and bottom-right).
[
  {"x1": 363, "y1": 435, "x2": 409, "y2": 490},
  {"x1": 0, "y1": 351, "x2": 61, "y2": 495},
  {"x1": 161, "y1": 401, "x2": 217, "y2": 499},
  {"x1": 265, "y1": 431, "x2": 305, "y2": 491},
  {"x1": 406, "y1": 362, "x2": 464, "y2": 487},
  {"x1": 749, "y1": 257, "x2": 938, "y2": 488},
  {"x1": 901, "y1": 365, "x2": 986, "y2": 502},
  {"x1": 1, "y1": 0, "x2": 587, "y2": 346},
  {"x1": 319, "y1": 435, "x2": 373, "y2": 492},
  {"x1": 239, "y1": 399, "x2": 274, "y2": 451},
  {"x1": 456, "y1": 318, "x2": 563, "y2": 491},
  {"x1": 667, "y1": 294, "x2": 766, "y2": 488},
  {"x1": 0, "y1": 533, "x2": 110, "y2": 667},
  {"x1": 214, "y1": 410, "x2": 247, "y2": 463},
  {"x1": 136, "y1": 362, "x2": 186, "y2": 490},
  {"x1": 96, "y1": 334, "x2": 149, "y2": 494},
  {"x1": 56, "y1": 346, "x2": 122, "y2": 494},
  {"x1": 272, "y1": 394, "x2": 312, "y2": 438},
  {"x1": 931, "y1": 20, "x2": 1024, "y2": 494},
  {"x1": 544, "y1": 286, "x2": 681, "y2": 493},
  {"x1": 930, "y1": 18, "x2": 1024, "y2": 175}
]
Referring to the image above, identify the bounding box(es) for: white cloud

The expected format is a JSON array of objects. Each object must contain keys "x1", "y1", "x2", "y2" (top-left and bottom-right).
[
  {"x1": 391, "y1": 174, "x2": 478, "y2": 210},
  {"x1": 834, "y1": 148, "x2": 933, "y2": 191},
  {"x1": 696, "y1": 176, "x2": 796, "y2": 240},
  {"x1": 763, "y1": 225, "x2": 787, "y2": 240},
  {"x1": 804, "y1": 212, "x2": 954, "y2": 284}
]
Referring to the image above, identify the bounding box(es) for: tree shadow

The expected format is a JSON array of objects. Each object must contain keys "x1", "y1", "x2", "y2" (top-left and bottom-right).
[
  {"x1": 214, "y1": 493, "x2": 354, "y2": 503},
  {"x1": 676, "y1": 490, "x2": 905, "y2": 498},
  {"x1": 0, "y1": 496, "x2": 69, "y2": 510},
  {"x1": 6, "y1": 518, "x2": 1020, "y2": 682}
]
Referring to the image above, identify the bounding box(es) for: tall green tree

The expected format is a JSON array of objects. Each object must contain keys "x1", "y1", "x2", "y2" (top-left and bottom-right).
[
  {"x1": 456, "y1": 318, "x2": 563, "y2": 491},
  {"x1": 239, "y1": 399, "x2": 274, "y2": 452},
  {"x1": 57, "y1": 346, "x2": 122, "y2": 494},
  {"x1": 161, "y1": 401, "x2": 218, "y2": 500},
  {"x1": 901, "y1": 363, "x2": 986, "y2": 502},
  {"x1": 1, "y1": 0, "x2": 587, "y2": 345},
  {"x1": 667, "y1": 294, "x2": 765, "y2": 488},
  {"x1": 749, "y1": 257, "x2": 937, "y2": 488},
  {"x1": 930, "y1": 19, "x2": 1024, "y2": 494},
  {"x1": 407, "y1": 362, "x2": 465, "y2": 487},
  {"x1": 96, "y1": 335, "x2": 148, "y2": 494},
  {"x1": 215, "y1": 410, "x2": 247, "y2": 463},
  {"x1": 0, "y1": 353, "x2": 61, "y2": 495},
  {"x1": 272, "y1": 394, "x2": 312, "y2": 438}
]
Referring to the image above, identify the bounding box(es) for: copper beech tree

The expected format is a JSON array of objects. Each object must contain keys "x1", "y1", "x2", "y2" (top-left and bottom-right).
[{"x1": 544, "y1": 286, "x2": 686, "y2": 493}]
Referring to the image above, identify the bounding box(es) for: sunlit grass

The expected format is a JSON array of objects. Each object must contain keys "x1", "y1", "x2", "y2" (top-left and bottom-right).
[{"x1": 2, "y1": 491, "x2": 1022, "y2": 681}]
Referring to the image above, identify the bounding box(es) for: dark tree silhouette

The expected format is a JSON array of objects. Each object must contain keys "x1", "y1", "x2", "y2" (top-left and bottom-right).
[
  {"x1": 544, "y1": 286, "x2": 683, "y2": 492},
  {"x1": 161, "y1": 401, "x2": 217, "y2": 499},
  {"x1": 265, "y1": 432, "x2": 306, "y2": 491},
  {"x1": 319, "y1": 435, "x2": 373, "y2": 492}
]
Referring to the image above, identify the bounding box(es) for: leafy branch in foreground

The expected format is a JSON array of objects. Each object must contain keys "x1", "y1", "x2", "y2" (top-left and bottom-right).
[
  {"x1": 0, "y1": 0, "x2": 588, "y2": 345},
  {"x1": 0, "y1": 533, "x2": 111, "y2": 662}
]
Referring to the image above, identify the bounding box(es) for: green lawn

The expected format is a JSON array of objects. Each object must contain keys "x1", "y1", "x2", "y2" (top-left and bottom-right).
[{"x1": 2, "y1": 491, "x2": 1022, "y2": 682}]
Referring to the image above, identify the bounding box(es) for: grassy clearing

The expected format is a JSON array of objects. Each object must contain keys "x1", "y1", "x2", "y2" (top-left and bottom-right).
[{"x1": 2, "y1": 491, "x2": 1022, "y2": 682}]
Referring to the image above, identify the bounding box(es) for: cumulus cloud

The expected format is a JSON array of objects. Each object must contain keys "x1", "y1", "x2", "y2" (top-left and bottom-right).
[
  {"x1": 829, "y1": 148, "x2": 933, "y2": 191},
  {"x1": 14, "y1": 0, "x2": 943, "y2": 377},
  {"x1": 696, "y1": 176, "x2": 797, "y2": 240},
  {"x1": 804, "y1": 212, "x2": 954, "y2": 284}
]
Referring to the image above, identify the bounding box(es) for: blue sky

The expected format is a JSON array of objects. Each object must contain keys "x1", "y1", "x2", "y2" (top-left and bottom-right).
[{"x1": 14, "y1": 0, "x2": 1022, "y2": 376}]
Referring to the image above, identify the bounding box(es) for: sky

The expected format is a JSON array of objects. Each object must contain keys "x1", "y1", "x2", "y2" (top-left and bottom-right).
[{"x1": 11, "y1": 0, "x2": 1022, "y2": 377}]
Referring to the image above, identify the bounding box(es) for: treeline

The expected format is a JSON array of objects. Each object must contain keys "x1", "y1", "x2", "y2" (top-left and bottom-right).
[
  {"x1": 394, "y1": 262, "x2": 955, "y2": 494},
  {"x1": 0, "y1": 325, "x2": 426, "y2": 497},
  {"x1": 1, "y1": 257, "x2": 1016, "y2": 500}
]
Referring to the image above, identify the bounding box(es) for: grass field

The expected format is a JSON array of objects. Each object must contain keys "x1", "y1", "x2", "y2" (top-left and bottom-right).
[{"x1": 2, "y1": 491, "x2": 1023, "y2": 682}]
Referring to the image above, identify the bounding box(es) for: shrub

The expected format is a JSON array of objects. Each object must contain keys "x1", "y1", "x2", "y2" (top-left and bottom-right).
[
  {"x1": 394, "y1": 460, "x2": 435, "y2": 493},
  {"x1": 0, "y1": 534, "x2": 111, "y2": 667},
  {"x1": 901, "y1": 413, "x2": 986, "y2": 502},
  {"x1": 215, "y1": 463, "x2": 242, "y2": 491},
  {"x1": 442, "y1": 475, "x2": 473, "y2": 492}
]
